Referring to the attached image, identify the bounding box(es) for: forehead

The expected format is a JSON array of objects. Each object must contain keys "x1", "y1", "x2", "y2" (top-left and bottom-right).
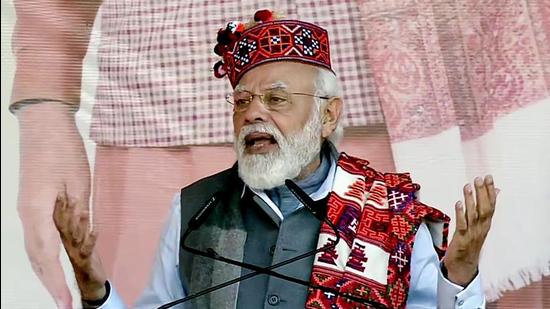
[
  {"x1": 236, "y1": 61, "x2": 319, "y2": 91},
  {"x1": 234, "y1": 81, "x2": 289, "y2": 93}
]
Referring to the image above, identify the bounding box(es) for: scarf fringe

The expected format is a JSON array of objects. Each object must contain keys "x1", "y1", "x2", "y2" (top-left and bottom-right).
[{"x1": 484, "y1": 259, "x2": 550, "y2": 301}]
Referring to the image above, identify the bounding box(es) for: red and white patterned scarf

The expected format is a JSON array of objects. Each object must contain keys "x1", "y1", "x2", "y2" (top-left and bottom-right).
[{"x1": 307, "y1": 153, "x2": 449, "y2": 308}]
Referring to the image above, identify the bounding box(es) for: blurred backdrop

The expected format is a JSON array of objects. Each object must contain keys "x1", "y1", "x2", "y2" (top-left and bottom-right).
[{"x1": 2, "y1": 0, "x2": 549, "y2": 308}]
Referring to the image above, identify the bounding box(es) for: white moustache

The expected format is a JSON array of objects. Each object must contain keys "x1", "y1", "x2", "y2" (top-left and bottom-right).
[{"x1": 238, "y1": 123, "x2": 283, "y2": 146}]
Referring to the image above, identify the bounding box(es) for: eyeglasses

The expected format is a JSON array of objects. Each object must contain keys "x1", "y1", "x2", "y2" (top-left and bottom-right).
[{"x1": 226, "y1": 89, "x2": 330, "y2": 112}]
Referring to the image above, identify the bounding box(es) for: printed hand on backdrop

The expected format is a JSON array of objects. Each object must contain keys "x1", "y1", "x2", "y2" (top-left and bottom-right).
[
  {"x1": 12, "y1": 0, "x2": 102, "y2": 307},
  {"x1": 16, "y1": 104, "x2": 91, "y2": 308}
]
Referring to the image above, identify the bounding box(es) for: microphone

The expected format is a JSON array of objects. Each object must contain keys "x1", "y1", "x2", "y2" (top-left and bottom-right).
[
  {"x1": 285, "y1": 179, "x2": 327, "y2": 222},
  {"x1": 187, "y1": 191, "x2": 223, "y2": 230},
  {"x1": 158, "y1": 183, "x2": 386, "y2": 309},
  {"x1": 160, "y1": 188, "x2": 343, "y2": 309}
]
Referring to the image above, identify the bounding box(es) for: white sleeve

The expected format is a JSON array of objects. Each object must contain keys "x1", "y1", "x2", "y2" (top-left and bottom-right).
[
  {"x1": 98, "y1": 193, "x2": 185, "y2": 309},
  {"x1": 95, "y1": 282, "x2": 127, "y2": 309},
  {"x1": 407, "y1": 223, "x2": 485, "y2": 309},
  {"x1": 437, "y1": 266, "x2": 485, "y2": 309}
]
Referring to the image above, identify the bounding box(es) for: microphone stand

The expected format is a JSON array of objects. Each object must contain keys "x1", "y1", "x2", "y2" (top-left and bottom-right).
[{"x1": 158, "y1": 181, "x2": 386, "y2": 309}]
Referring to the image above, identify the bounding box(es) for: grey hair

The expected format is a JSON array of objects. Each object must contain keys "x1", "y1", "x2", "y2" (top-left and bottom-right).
[{"x1": 313, "y1": 67, "x2": 344, "y2": 146}]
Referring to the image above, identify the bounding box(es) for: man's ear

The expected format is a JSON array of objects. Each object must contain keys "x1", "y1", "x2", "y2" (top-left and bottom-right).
[{"x1": 321, "y1": 97, "x2": 343, "y2": 139}]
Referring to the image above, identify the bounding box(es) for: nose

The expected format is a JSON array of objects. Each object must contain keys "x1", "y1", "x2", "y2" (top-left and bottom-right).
[{"x1": 242, "y1": 95, "x2": 269, "y2": 124}]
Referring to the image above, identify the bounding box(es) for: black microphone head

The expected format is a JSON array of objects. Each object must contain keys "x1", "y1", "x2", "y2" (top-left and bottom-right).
[
  {"x1": 187, "y1": 191, "x2": 223, "y2": 230},
  {"x1": 284, "y1": 179, "x2": 313, "y2": 203},
  {"x1": 284, "y1": 179, "x2": 323, "y2": 221},
  {"x1": 285, "y1": 180, "x2": 339, "y2": 241}
]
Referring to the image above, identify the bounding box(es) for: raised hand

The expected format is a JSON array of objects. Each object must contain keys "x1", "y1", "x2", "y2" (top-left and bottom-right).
[
  {"x1": 444, "y1": 175, "x2": 498, "y2": 286},
  {"x1": 53, "y1": 189, "x2": 107, "y2": 301}
]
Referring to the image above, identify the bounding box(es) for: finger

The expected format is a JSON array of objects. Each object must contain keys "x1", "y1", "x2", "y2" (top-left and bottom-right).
[
  {"x1": 474, "y1": 176, "x2": 490, "y2": 220},
  {"x1": 61, "y1": 188, "x2": 69, "y2": 210},
  {"x1": 68, "y1": 215, "x2": 84, "y2": 248},
  {"x1": 482, "y1": 175, "x2": 497, "y2": 219},
  {"x1": 464, "y1": 183, "x2": 476, "y2": 226},
  {"x1": 74, "y1": 205, "x2": 91, "y2": 246},
  {"x1": 69, "y1": 198, "x2": 90, "y2": 247},
  {"x1": 70, "y1": 216, "x2": 85, "y2": 247},
  {"x1": 53, "y1": 192, "x2": 71, "y2": 233},
  {"x1": 485, "y1": 175, "x2": 497, "y2": 206},
  {"x1": 80, "y1": 230, "x2": 98, "y2": 258},
  {"x1": 454, "y1": 201, "x2": 467, "y2": 234},
  {"x1": 55, "y1": 189, "x2": 69, "y2": 212},
  {"x1": 79, "y1": 208, "x2": 91, "y2": 231},
  {"x1": 58, "y1": 193, "x2": 78, "y2": 243},
  {"x1": 53, "y1": 193, "x2": 65, "y2": 228},
  {"x1": 67, "y1": 194, "x2": 79, "y2": 224}
]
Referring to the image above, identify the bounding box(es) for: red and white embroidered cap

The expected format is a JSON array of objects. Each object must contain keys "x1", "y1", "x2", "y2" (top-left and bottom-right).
[{"x1": 213, "y1": 10, "x2": 333, "y2": 88}]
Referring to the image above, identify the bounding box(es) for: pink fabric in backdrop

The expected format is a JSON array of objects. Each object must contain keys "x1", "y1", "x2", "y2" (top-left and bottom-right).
[
  {"x1": 92, "y1": 145, "x2": 237, "y2": 303},
  {"x1": 91, "y1": 0, "x2": 384, "y2": 146},
  {"x1": 358, "y1": 0, "x2": 550, "y2": 303},
  {"x1": 360, "y1": 0, "x2": 548, "y2": 143}
]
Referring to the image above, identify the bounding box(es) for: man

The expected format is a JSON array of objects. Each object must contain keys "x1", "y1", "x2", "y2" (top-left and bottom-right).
[
  {"x1": 53, "y1": 11, "x2": 497, "y2": 308},
  {"x1": 10, "y1": 2, "x2": 392, "y2": 306}
]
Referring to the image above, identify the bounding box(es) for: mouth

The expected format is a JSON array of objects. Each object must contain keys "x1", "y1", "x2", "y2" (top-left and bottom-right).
[{"x1": 244, "y1": 132, "x2": 278, "y2": 154}]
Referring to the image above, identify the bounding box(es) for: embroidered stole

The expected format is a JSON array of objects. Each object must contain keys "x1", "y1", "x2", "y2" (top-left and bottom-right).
[{"x1": 305, "y1": 153, "x2": 449, "y2": 308}]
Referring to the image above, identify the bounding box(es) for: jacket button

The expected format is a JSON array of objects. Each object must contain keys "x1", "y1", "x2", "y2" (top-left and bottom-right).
[
  {"x1": 267, "y1": 294, "x2": 280, "y2": 305},
  {"x1": 269, "y1": 245, "x2": 276, "y2": 256}
]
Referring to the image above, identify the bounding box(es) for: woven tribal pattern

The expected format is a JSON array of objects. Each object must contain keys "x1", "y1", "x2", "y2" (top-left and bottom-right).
[
  {"x1": 306, "y1": 153, "x2": 449, "y2": 308},
  {"x1": 222, "y1": 20, "x2": 332, "y2": 87}
]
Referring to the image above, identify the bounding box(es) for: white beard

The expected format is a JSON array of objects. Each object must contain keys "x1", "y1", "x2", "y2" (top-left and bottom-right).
[{"x1": 234, "y1": 108, "x2": 323, "y2": 190}]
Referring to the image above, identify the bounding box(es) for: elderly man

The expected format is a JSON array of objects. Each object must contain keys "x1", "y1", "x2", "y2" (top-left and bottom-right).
[{"x1": 53, "y1": 11, "x2": 497, "y2": 309}]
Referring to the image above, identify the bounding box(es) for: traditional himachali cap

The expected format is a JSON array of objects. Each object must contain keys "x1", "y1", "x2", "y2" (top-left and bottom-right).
[{"x1": 213, "y1": 9, "x2": 333, "y2": 88}]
